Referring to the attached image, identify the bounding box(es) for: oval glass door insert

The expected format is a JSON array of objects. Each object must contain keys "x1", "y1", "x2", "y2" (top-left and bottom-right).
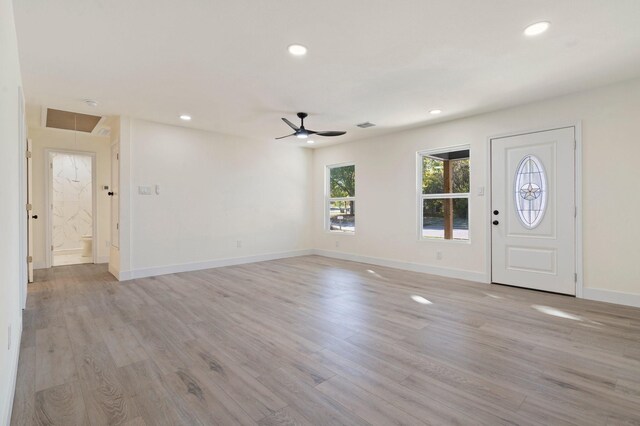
[{"x1": 514, "y1": 155, "x2": 547, "y2": 229}]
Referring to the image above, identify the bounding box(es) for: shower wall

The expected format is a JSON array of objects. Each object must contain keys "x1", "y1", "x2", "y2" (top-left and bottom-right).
[{"x1": 51, "y1": 153, "x2": 92, "y2": 252}]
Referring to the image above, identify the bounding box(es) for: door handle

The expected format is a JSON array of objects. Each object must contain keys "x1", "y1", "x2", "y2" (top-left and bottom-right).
[
  {"x1": 108, "y1": 192, "x2": 114, "y2": 196},
  {"x1": 492, "y1": 220, "x2": 499, "y2": 225},
  {"x1": 493, "y1": 210, "x2": 499, "y2": 215},
  {"x1": 32, "y1": 215, "x2": 38, "y2": 219}
]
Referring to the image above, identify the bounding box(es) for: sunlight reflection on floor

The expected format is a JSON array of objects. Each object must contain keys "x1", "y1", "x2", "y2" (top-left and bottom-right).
[
  {"x1": 411, "y1": 295, "x2": 433, "y2": 305},
  {"x1": 532, "y1": 304, "x2": 581, "y2": 321}
]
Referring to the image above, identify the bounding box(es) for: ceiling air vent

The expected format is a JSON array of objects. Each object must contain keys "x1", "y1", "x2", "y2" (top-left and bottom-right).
[
  {"x1": 45, "y1": 108, "x2": 102, "y2": 133},
  {"x1": 356, "y1": 121, "x2": 375, "y2": 128}
]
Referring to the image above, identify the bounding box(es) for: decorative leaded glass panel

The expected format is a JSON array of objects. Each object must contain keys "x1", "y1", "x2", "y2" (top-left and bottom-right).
[{"x1": 514, "y1": 155, "x2": 547, "y2": 229}]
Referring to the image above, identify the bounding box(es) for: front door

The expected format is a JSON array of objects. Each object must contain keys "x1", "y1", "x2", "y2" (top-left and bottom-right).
[{"x1": 491, "y1": 127, "x2": 576, "y2": 295}]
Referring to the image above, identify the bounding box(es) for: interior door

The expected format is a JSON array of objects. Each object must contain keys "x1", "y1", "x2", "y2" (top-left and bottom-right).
[
  {"x1": 491, "y1": 127, "x2": 576, "y2": 295},
  {"x1": 27, "y1": 138, "x2": 34, "y2": 283},
  {"x1": 111, "y1": 143, "x2": 120, "y2": 249}
]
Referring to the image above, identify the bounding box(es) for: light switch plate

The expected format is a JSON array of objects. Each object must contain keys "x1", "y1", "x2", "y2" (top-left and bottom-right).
[{"x1": 138, "y1": 186, "x2": 152, "y2": 195}]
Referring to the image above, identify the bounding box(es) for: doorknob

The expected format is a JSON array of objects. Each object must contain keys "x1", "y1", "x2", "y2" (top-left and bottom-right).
[
  {"x1": 492, "y1": 220, "x2": 499, "y2": 225},
  {"x1": 493, "y1": 210, "x2": 499, "y2": 215},
  {"x1": 108, "y1": 192, "x2": 114, "y2": 196},
  {"x1": 32, "y1": 215, "x2": 38, "y2": 219}
]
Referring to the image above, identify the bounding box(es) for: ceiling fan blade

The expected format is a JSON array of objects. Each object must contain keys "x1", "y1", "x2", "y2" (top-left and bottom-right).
[
  {"x1": 275, "y1": 133, "x2": 296, "y2": 140},
  {"x1": 282, "y1": 118, "x2": 299, "y2": 131},
  {"x1": 314, "y1": 131, "x2": 346, "y2": 137}
]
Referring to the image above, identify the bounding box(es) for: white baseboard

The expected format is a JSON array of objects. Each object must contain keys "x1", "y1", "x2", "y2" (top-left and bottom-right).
[
  {"x1": 97, "y1": 255, "x2": 109, "y2": 264},
  {"x1": 119, "y1": 249, "x2": 314, "y2": 281},
  {"x1": 583, "y1": 288, "x2": 640, "y2": 308},
  {"x1": 3, "y1": 318, "x2": 22, "y2": 426},
  {"x1": 312, "y1": 249, "x2": 486, "y2": 283},
  {"x1": 33, "y1": 261, "x2": 47, "y2": 270}
]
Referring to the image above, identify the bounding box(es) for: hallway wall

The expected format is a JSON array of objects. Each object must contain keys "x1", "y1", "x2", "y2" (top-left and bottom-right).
[{"x1": 0, "y1": 0, "x2": 24, "y2": 422}]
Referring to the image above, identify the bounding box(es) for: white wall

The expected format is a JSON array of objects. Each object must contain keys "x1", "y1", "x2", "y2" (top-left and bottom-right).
[
  {"x1": 29, "y1": 127, "x2": 111, "y2": 266},
  {"x1": 313, "y1": 77, "x2": 640, "y2": 299},
  {"x1": 121, "y1": 119, "x2": 313, "y2": 278},
  {"x1": 0, "y1": 0, "x2": 23, "y2": 422}
]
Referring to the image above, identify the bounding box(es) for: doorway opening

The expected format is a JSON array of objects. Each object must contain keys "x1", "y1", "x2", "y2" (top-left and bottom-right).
[{"x1": 46, "y1": 150, "x2": 97, "y2": 267}]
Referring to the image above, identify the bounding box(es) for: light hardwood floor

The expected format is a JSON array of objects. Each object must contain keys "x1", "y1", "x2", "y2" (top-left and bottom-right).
[{"x1": 10, "y1": 256, "x2": 640, "y2": 425}]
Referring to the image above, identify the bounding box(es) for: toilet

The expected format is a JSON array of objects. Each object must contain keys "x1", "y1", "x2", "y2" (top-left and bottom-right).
[{"x1": 81, "y1": 235, "x2": 92, "y2": 257}]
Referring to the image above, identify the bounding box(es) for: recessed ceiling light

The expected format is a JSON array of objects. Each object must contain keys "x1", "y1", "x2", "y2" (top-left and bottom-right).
[
  {"x1": 180, "y1": 115, "x2": 192, "y2": 121},
  {"x1": 288, "y1": 44, "x2": 307, "y2": 56},
  {"x1": 429, "y1": 109, "x2": 442, "y2": 115},
  {"x1": 83, "y1": 99, "x2": 98, "y2": 107},
  {"x1": 524, "y1": 21, "x2": 550, "y2": 37},
  {"x1": 307, "y1": 140, "x2": 315, "y2": 144}
]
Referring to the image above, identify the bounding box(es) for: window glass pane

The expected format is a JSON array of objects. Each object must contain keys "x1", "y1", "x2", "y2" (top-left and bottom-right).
[
  {"x1": 451, "y1": 159, "x2": 470, "y2": 193},
  {"x1": 422, "y1": 157, "x2": 444, "y2": 194},
  {"x1": 330, "y1": 165, "x2": 355, "y2": 198},
  {"x1": 422, "y1": 156, "x2": 470, "y2": 194},
  {"x1": 329, "y1": 200, "x2": 355, "y2": 233},
  {"x1": 422, "y1": 198, "x2": 468, "y2": 240}
]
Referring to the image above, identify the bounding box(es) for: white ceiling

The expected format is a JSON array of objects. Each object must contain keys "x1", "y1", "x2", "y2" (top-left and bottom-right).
[{"x1": 14, "y1": 0, "x2": 640, "y2": 146}]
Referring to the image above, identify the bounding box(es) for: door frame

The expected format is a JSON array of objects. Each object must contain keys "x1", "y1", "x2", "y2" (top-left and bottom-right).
[
  {"x1": 18, "y1": 86, "x2": 27, "y2": 308},
  {"x1": 485, "y1": 122, "x2": 583, "y2": 297},
  {"x1": 44, "y1": 149, "x2": 98, "y2": 268}
]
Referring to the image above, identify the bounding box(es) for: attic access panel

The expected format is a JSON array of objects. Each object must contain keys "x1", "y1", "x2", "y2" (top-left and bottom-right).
[{"x1": 46, "y1": 108, "x2": 102, "y2": 133}]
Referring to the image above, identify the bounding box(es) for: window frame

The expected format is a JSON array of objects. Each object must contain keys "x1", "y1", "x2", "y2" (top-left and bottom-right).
[
  {"x1": 325, "y1": 162, "x2": 356, "y2": 235},
  {"x1": 417, "y1": 145, "x2": 471, "y2": 243}
]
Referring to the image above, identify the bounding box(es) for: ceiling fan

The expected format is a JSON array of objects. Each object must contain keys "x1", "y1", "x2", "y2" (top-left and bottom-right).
[{"x1": 276, "y1": 112, "x2": 346, "y2": 140}]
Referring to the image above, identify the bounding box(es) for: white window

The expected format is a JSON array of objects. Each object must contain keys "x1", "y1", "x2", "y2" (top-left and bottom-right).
[
  {"x1": 326, "y1": 163, "x2": 355, "y2": 233},
  {"x1": 418, "y1": 147, "x2": 470, "y2": 241}
]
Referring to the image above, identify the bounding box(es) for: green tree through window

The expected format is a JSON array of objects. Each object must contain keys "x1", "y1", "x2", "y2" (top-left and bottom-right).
[{"x1": 328, "y1": 164, "x2": 355, "y2": 233}]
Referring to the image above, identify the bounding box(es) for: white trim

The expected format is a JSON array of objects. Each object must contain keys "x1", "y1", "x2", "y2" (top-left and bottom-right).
[
  {"x1": 486, "y1": 123, "x2": 583, "y2": 295},
  {"x1": 97, "y1": 255, "x2": 110, "y2": 264},
  {"x1": 3, "y1": 320, "x2": 22, "y2": 426},
  {"x1": 574, "y1": 122, "x2": 584, "y2": 298},
  {"x1": 45, "y1": 149, "x2": 98, "y2": 268},
  {"x1": 18, "y1": 86, "x2": 27, "y2": 309},
  {"x1": 119, "y1": 249, "x2": 314, "y2": 281},
  {"x1": 483, "y1": 137, "x2": 492, "y2": 283},
  {"x1": 313, "y1": 249, "x2": 486, "y2": 283},
  {"x1": 108, "y1": 263, "x2": 120, "y2": 279},
  {"x1": 583, "y1": 288, "x2": 640, "y2": 309},
  {"x1": 33, "y1": 261, "x2": 47, "y2": 270}
]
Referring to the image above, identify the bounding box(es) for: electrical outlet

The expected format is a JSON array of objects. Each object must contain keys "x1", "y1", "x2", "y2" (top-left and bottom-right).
[
  {"x1": 335, "y1": 240, "x2": 340, "y2": 248},
  {"x1": 236, "y1": 240, "x2": 242, "y2": 248},
  {"x1": 436, "y1": 251, "x2": 443, "y2": 260},
  {"x1": 8, "y1": 324, "x2": 11, "y2": 350}
]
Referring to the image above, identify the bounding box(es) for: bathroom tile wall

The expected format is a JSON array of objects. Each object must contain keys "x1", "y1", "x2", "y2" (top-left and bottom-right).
[{"x1": 51, "y1": 153, "x2": 92, "y2": 251}]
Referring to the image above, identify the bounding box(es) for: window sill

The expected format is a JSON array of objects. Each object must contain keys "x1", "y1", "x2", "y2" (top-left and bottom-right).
[{"x1": 326, "y1": 230, "x2": 356, "y2": 236}]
